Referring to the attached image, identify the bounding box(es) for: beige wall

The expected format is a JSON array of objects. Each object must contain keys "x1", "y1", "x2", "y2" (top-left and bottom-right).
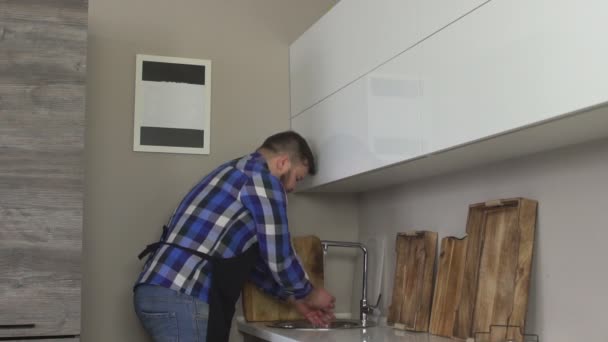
[
  {"x1": 357, "y1": 137, "x2": 608, "y2": 342},
  {"x1": 83, "y1": 1, "x2": 356, "y2": 342}
]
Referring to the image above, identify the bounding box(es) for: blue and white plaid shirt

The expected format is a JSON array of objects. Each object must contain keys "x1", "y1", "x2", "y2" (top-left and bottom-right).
[{"x1": 135, "y1": 152, "x2": 312, "y2": 303}]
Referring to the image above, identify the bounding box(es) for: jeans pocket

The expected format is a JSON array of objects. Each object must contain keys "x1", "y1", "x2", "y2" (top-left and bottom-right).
[{"x1": 138, "y1": 311, "x2": 179, "y2": 342}]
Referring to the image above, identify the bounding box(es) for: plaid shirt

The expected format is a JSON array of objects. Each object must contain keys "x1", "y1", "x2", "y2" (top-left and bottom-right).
[{"x1": 135, "y1": 152, "x2": 312, "y2": 303}]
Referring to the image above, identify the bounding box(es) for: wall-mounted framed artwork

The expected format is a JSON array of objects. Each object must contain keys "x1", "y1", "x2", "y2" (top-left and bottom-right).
[{"x1": 133, "y1": 54, "x2": 211, "y2": 154}]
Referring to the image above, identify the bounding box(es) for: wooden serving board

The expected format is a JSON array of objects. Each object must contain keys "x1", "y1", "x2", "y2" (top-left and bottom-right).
[
  {"x1": 242, "y1": 235, "x2": 324, "y2": 322},
  {"x1": 453, "y1": 198, "x2": 537, "y2": 340},
  {"x1": 429, "y1": 236, "x2": 468, "y2": 337},
  {"x1": 387, "y1": 231, "x2": 438, "y2": 332}
]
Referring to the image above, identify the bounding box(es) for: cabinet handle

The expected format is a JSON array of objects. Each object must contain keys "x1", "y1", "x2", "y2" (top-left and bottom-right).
[{"x1": 0, "y1": 324, "x2": 36, "y2": 329}]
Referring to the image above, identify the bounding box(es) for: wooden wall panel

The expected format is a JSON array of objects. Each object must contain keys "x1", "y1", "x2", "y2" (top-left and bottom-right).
[{"x1": 0, "y1": 0, "x2": 87, "y2": 338}]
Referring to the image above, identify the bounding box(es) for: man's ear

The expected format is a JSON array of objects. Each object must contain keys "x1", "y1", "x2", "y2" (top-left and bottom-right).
[{"x1": 275, "y1": 154, "x2": 291, "y2": 175}]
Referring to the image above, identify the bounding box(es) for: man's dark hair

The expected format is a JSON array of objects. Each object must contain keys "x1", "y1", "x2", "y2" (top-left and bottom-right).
[{"x1": 260, "y1": 131, "x2": 316, "y2": 175}]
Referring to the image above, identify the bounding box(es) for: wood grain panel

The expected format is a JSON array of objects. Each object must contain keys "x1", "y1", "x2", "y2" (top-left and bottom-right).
[
  {"x1": 242, "y1": 236, "x2": 324, "y2": 322},
  {"x1": 453, "y1": 204, "x2": 485, "y2": 339},
  {"x1": 0, "y1": 208, "x2": 82, "y2": 243},
  {"x1": 0, "y1": 176, "x2": 82, "y2": 210},
  {"x1": 0, "y1": 0, "x2": 87, "y2": 25},
  {"x1": 0, "y1": 83, "x2": 85, "y2": 152},
  {"x1": 0, "y1": 149, "x2": 83, "y2": 182},
  {"x1": 429, "y1": 236, "x2": 467, "y2": 337},
  {"x1": 0, "y1": 0, "x2": 86, "y2": 338},
  {"x1": 2, "y1": 338, "x2": 79, "y2": 342},
  {"x1": 0, "y1": 243, "x2": 81, "y2": 335},
  {"x1": 508, "y1": 199, "x2": 537, "y2": 337},
  {"x1": 0, "y1": 16, "x2": 86, "y2": 86},
  {"x1": 453, "y1": 199, "x2": 537, "y2": 340},
  {"x1": 473, "y1": 206, "x2": 520, "y2": 334},
  {"x1": 387, "y1": 231, "x2": 437, "y2": 332}
]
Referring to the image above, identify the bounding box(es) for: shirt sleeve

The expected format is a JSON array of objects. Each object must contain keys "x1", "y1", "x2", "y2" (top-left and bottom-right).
[
  {"x1": 239, "y1": 171, "x2": 313, "y2": 300},
  {"x1": 248, "y1": 258, "x2": 289, "y2": 300}
]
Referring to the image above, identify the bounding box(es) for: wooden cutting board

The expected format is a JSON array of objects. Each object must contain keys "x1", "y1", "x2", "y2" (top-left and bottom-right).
[
  {"x1": 387, "y1": 231, "x2": 438, "y2": 332},
  {"x1": 241, "y1": 235, "x2": 324, "y2": 322},
  {"x1": 429, "y1": 236, "x2": 468, "y2": 337},
  {"x1": 453, "y1": 198, "x2": 537, "y2": 340}
]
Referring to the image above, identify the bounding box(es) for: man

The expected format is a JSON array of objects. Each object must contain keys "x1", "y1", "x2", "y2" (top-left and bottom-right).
[{"x1": 134, "y1": 131, "x2": 335, "y2": 342}]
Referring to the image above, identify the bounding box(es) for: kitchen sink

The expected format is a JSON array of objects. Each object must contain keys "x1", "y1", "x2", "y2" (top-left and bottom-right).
[{"x1": 267, "y1": 319, "x2": 376, "y2": 330}]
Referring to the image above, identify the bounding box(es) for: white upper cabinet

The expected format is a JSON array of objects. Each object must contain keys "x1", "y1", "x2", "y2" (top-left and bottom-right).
[
  {"x1": 420, "y1": 0, "x2": 608, "y2": 152},
  {"x1": 293, "y1": 46, "x2": 426, "y2": 189},
  {"x1": 418, "y1": 0, "x2": 489, "y2": 39},
  {"x1": 291, "y1": 0, "x2": 608, "y2": 191},
  {"x1": 289, "y1": 0, "x2": 491, "y2": 118},
  {"x1": 290, "y1": 0, "x2": 419, "y2": 117}
]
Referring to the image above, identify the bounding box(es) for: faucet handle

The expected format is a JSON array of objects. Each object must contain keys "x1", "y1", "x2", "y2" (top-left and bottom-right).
[
  {"x1": 373, "y1": 293, "x2": 382, "y2": 309},
  {"x1": 362, "y1": 294, "x2": 382, "y2": 315},
  {"x1": 368, "y1": 294, "x2": 382, "y2": 316}
]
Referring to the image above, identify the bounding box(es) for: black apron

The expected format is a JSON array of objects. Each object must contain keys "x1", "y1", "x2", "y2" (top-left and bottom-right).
[{"x1": 138, "y1": 226, "x2": 259, "y2": 342}]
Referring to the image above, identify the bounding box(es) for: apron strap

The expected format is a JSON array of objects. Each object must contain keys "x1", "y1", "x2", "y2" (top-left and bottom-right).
[
  {"x1": 138, "y1": 225, "x2": 217, "y2": 261},
  {"x1": 138, "y1": 241, "x2": 215, "y2": 261}
]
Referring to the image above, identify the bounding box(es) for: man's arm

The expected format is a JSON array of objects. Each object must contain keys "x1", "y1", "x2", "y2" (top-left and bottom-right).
[
  {"x1": 239, "y1": 172, "x2": 312, "y2": 299},
  {"x1": 248, "y1": 259, "x2": 291, "y2": 300},
  {"x1": 247, "y1": 238, "x2": 336, "y2": 327}
]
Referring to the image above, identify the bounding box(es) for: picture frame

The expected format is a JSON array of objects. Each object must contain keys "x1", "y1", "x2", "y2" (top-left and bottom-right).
[{"x1": 133, "y1": 54, "x2": 211, "y2": 154}]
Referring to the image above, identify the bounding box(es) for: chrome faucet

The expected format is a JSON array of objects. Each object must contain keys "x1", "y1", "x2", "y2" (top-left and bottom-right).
[{"x1": 321, "y1": 240, "x2": 380, "y2": 327}]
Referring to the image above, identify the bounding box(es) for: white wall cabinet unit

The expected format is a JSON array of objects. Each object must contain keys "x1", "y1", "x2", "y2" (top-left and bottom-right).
[
  {"x1": 418, "y1": 0, "x2": 489, "y2": 40},
  {"x1": 290, "y1": 0, "x2": 419, "y2": 117},
  {"x1": 291, "y1": 0, "x2": 608, "y2": 192},
  {"x1": 289, "y1": 0, "x2": 491, "y2": 119},
  {"x1": 293, "y1": 46, "x2": 426, "y2": 189},
  {"x1": 421, "y1": 0, "x2": 608, "y2": 153},
  {"x1": 0, "y1": 0, "x2": 86, "y2": 339}
]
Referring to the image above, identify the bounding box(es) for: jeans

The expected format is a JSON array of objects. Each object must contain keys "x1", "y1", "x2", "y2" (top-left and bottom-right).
[{"x1": 134, "y1": 284, "x2": 209, "y2": 342}]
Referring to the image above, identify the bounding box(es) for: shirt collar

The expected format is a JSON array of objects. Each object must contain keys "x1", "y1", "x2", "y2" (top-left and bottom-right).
[{"x1": 250, "y1": 151, "x2": 269, "y2": 171}]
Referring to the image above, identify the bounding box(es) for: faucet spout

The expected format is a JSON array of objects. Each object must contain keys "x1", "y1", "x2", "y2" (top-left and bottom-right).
[{"x1": 320, "y1": 240, "x2": 374, "y2": 325}]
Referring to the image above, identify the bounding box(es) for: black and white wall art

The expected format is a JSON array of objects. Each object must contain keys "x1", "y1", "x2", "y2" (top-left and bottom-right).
[{"x1": 133, "y1": 54, "x2": 211, "y2": 154}]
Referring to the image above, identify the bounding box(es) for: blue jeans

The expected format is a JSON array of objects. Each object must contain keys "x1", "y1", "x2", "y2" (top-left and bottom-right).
[{"x1": 134, "y1": 284, "x2": 209, "y2": 342}]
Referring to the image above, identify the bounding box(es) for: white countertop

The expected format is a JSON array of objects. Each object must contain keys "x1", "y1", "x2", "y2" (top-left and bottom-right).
[{"x1": 236, "y1": 318, "x2": 457, "y2": 342}]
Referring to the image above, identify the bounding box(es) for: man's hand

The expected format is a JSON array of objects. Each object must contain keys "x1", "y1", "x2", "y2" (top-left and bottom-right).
[
  {"x1": 291, "y1": 287, "x2": 336, "y2": 327},
  {"x1": 292, "y1": 299, "x2": 335, "y2": 327},
  {"x1": 304, "y1": 287, "x2": 336, "y2": 311}
]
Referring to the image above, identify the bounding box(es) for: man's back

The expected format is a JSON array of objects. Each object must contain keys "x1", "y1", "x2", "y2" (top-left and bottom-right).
[
  {"x1": 135, "y1": 152, "x2": 310, "y2": 303},
  {"x1": 133, "y1": 131, "x2": 335, "y2": 342}
]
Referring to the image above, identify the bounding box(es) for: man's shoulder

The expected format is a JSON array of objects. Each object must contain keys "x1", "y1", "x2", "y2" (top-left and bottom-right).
[{"x1": 233, "y1": 152, "x2": 270, "y2": 177}]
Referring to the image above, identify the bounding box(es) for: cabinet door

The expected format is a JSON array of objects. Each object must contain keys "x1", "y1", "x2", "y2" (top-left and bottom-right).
[
  {"x1": 292, "y1": 46, "x2": 425, "y2": 190},
  {"x1": 291, "y1": 78, "x2": 372, "y2": 188},
  {"x1": 0, "y1": 0, "x2": 86, "y2": 338},
  {"x1": 290, "y1": 0, "x2": 419, "y2": 117},
  {"x1": 418, "y1": 0, "x2": 489, "y2": 39},
  {"x1": 420, "y1": 0, "x2": 608, "y2": 152}
]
